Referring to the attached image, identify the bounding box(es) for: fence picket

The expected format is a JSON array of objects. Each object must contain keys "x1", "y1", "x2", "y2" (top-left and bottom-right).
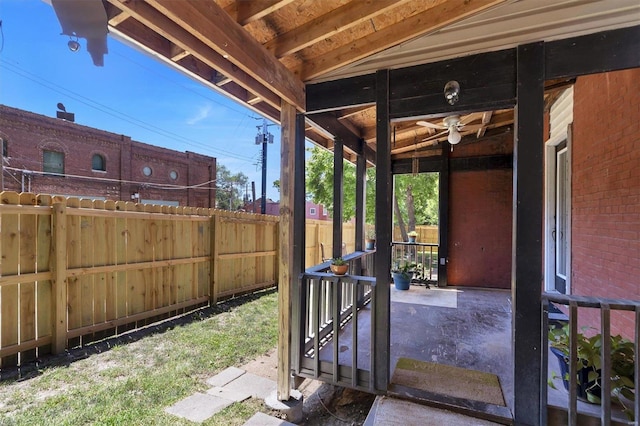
[
  {"x1": 36, "y1": 195, "x2": 52, "y2": 356},
  {"x1": 1, "y1": 192, "x2": 21, "y2": 366}
]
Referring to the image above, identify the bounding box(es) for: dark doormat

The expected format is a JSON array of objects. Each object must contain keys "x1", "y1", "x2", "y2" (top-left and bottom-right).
[{"x1": 391, "y1": 357, "x2": 506, "y2": 406}]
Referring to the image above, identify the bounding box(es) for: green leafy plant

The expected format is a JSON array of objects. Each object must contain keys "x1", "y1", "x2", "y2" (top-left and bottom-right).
[
  {"x1": 407, "y1": 231, "x2": 418, "y2": 237},
  {"x1": 331, "y1": 257, "x2": 347, "y2": 266},
  {"x1": 392, "y1": 260, "x2": 416, "y2": 279},
  {"x1": 549, "y1": 324, "x2": 635, "y2": 420}
]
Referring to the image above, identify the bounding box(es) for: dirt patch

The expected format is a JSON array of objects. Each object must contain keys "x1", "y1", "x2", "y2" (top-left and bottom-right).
[{"x1": 241, "y1": 349, "x2": 375, "y2": 425}]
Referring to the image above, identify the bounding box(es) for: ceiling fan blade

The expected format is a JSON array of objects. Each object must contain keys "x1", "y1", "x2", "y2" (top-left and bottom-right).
[
  {"x1": 459, "y1": 112, "x2": 484, "y2": 125},
  {"x1": 417, "y1": 120, "x2": 445, "y2": 129}
]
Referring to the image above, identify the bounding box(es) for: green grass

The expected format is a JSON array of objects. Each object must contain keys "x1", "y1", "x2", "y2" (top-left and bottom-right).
[{"x1": 0, "y1": 290, "x2": 279, "y2": 426}]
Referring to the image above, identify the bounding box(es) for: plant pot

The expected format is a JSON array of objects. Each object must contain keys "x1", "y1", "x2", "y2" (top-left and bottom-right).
[
  {"x1": 365, "y1": 239, "x2": 376, "y2": 250},
  {"x1": 408, "y1": 236, "x2": 417, "y2": 243},
  {"x1": 550, "y1": 346, "x2": 601, "y2": 402},
  {"x1": 392, "y1": 272, "x2": 412, "y2": 290},
  {"x1": 330, "y1": 264, "x2": 348, "y2": 276}
]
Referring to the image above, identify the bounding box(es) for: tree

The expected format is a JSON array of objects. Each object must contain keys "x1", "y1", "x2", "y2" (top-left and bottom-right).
[
  {"x1": 305, "y1": 146, "x2": 376, "y2": 223},
  {"x1": 393, "y1": 173, "x2": 439, "y2": 240},
  {"x1": 305, "y1": 146, "x2": 438, "y2": 231},
  {"x1": 216, "y1": 164, "x2": 248, "y2": 210}
]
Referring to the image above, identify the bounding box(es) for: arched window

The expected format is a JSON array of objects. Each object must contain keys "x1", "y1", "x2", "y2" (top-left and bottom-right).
[{"x1": 92, "y1": 154, "x2": 106, "y2": 171}]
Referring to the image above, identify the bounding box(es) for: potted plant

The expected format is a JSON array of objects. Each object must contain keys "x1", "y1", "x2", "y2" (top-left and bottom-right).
[
  {"x1": 391, "y1": 261, "x2": 416, "y2": 290},
  {"x1": 549, "y1": 324, "x2": 635, "y2": 420},
  {"x1": 407, "y1": 230, "x2": 418, "y2": 243},
  {"x1": 330, "y1": 257, "x2": 348, "y2": 276},
  {"x1": 365, "y1": 229, "x2": 376, "y2": 250}
]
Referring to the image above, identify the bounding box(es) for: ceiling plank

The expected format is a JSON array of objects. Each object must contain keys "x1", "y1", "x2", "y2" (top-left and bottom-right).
[
  {"x1": 147, "y1": 0, "x2": 305, "y2": 111},
  {"x1": 109, "y1": 0, "x2": 282, "y2": 111},
  {"x1": 299, "y1": 0, "x2": 510, "y2": 80},
  {"x1": 226, "y1": 0, "x2": 297, "y2": 26},
  {"x1": 263, "y1": 0, "x2": 409, "y2": 58}
]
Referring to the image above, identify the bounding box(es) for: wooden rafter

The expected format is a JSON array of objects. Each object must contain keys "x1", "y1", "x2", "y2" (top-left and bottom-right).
[
  {"x1": 226, "y1": 0, "x2": 296, "y2": 26},
  {"x1": 477, "y1": 111, "x2": 493, "y2": 138},
  {"x1": 146, "y1": 0, "x2": 305, "y2": 111},
  {"x1": 298, "y1": 0, "x2": 510, "y2": 80},
  {"x1": 263, "y1": 0, "x2": 409, "y2": 58},
  {"x1": 108, "y1": 0, "x2": 282, "y2": 111}
]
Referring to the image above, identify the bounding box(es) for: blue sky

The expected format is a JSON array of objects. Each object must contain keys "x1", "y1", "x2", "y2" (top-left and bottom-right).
[{"x1": 0, "y1": 0, "x2": 283, "y2": 201}]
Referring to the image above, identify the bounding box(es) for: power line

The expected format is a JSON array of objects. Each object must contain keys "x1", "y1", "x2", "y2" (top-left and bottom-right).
[
  {"x1": 3, "y1": 166, "x2": 218, "y2": 190},
  {"x1": 0, "y1": 59, "x2": 255, "y2": 162}
]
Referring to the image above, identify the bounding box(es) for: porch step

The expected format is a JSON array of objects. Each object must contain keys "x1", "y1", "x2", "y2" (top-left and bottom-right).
[{"x1": 364, "y1": 396, "x2": 507, "y2": 426}]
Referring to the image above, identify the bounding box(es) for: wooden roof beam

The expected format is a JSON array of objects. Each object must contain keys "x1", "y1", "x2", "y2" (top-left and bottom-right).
[
  {"x1": 263, "y1": 0, "x2": 409, "y2": 58},
  {"x1": 108, "y1": 0, "x2": 283, "y2": 111},
  {"x1": 108, "y1": 10, "x2": 130, "y2": 26},
  {"x1": 147, "y1": 0, "x2": 305, "y2": 111},
  {"x1": 226, "y1": 0, "x2": 296, "y2": 26},
  {"x1": 299, "y1": 0, "x2": 510, "y2": 81},
  {"x1": 477, "y1": 111, "x2": 493, "y2": 138}
]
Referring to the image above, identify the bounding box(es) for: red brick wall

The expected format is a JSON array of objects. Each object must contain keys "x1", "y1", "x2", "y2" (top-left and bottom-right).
[
  {"x1": 0, "y1": 105, "x2": 216, "y2": 207},
  {"x1": 448, "y1": 131, "x2": 513, "y2": 288},
  {"x1": 571, "y1": 69, "x2": 640, "y2": 337}
]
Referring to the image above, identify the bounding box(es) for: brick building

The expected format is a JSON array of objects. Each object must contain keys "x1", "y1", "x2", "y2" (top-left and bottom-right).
[{"x1": 0, "y1": 105, "x2": 216, "y2": 207}]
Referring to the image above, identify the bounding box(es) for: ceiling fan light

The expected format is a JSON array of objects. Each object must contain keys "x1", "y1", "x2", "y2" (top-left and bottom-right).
[{"x1": 448, "y1": 128, "x2": 462, "y2": 144}]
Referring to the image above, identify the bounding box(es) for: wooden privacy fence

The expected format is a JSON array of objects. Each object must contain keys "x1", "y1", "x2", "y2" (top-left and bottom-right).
[{"x1": 0, "y1": 192, "x2": 278, "y2": 367}]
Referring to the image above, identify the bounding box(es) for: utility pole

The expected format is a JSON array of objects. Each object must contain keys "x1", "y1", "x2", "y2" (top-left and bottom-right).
[{"x1": 255, "y1": 119, "x2": 274, "y2": 214}]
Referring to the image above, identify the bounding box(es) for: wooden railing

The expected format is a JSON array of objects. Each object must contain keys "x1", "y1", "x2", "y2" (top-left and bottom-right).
[
  {"x1": 0, "y1": 192, "x2": 278, "y2": 367},
  {"x1": 542, "y1": 293, "x2": 639, "y2": 425},
  {"x1": 295, "y1": 251, "x2": 376, "y2": 391},
  {"x1": 391, "y1": 241, "x2": 438, "y2": 283}
]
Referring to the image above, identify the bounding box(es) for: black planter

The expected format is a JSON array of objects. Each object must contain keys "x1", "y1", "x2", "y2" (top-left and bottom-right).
[{"x1": 550, "y1": 346, "x2": 601, "y2": 402}]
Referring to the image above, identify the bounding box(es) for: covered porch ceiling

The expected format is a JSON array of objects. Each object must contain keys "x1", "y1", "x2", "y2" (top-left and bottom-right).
[{"x1": 96, "y1": 0, "x2": 639, "y2": 162}]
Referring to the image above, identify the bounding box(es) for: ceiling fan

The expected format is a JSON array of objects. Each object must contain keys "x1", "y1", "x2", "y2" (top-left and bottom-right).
[{"x1": 416, "y1": 113, "x2": 483, "y2": 145}]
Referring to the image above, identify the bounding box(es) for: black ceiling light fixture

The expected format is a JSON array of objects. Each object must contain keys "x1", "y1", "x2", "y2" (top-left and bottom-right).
[
  {"x1": 444, "y1": 80, "x2": 460, "y2": 105},
  {"x1": 67, "y1": 33, "x2": 80, "y2": 52}
]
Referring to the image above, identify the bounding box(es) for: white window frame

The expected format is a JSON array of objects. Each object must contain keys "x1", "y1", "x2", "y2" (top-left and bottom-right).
[
  {"x1": 309, "y1": 207, "x2": 316, "y2": 215},
  {"x1": 544, "y1": 126, "x2": 572, "y2": 294}
]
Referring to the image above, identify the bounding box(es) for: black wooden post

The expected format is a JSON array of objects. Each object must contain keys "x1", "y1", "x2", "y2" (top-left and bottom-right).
[
  {"x1": 437, "y1": 142, "x2": 450, "y2": 287},
  {"x1": 333, "y1": 140, "x2": 344, "y2": 258},
  {"x1": 374, "y1": 69, "x2": 392, "y2": 391},
  {"x1": 355, "y1": 138, "x2": 366, "y2": 253},
  {"x1": 513, "y1": 42, "x2": 545, "y2": 425}
]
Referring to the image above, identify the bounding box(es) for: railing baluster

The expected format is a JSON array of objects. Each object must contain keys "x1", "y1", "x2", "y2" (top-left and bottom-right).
[
  {"x1": 313, "y1": 276, "x2": 320, "y2": 378},
  {"x1": 569, "y1": 301, "x2": 578, "y2": 426},
  {"x1": 333, "y1": 277, "x2": 341, "y2": 383},
  {"x1": 601, "y1": 303, "x2": 611, "y2": 426}
]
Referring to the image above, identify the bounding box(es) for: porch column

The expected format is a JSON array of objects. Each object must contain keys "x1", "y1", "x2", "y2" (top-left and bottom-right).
[
  {"x1": 437, "y1": 142, "x2": 450, "y2": 287},
  {"x1": 513, "y1": 42, "x2": 545, "y2": 425},
  {"x1": 355, "y1": 139, "x2": 366, "y2": 252},
  {"x1": 374, "y1": 69, "x2": 392, "y2": 391},
  {"x1": 278, "y1": 101, "x2": 304, "y2": 401},
  {"x1": 332, "y1": 140, "x2": 344, "y2": 258}
]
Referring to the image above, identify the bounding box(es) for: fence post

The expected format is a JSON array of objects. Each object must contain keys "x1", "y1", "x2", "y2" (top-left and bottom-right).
[
  {"x1": 51, "y1": 200, "x2": 68, "y2": 353},
  {"x1": 210, "y1": 213, "x2": 220, "y2": 304}
]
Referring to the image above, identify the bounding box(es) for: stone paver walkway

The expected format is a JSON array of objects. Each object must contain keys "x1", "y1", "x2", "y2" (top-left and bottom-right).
[{"x1": 164, "y1": 366, "x2": 294, "y2": 425}]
